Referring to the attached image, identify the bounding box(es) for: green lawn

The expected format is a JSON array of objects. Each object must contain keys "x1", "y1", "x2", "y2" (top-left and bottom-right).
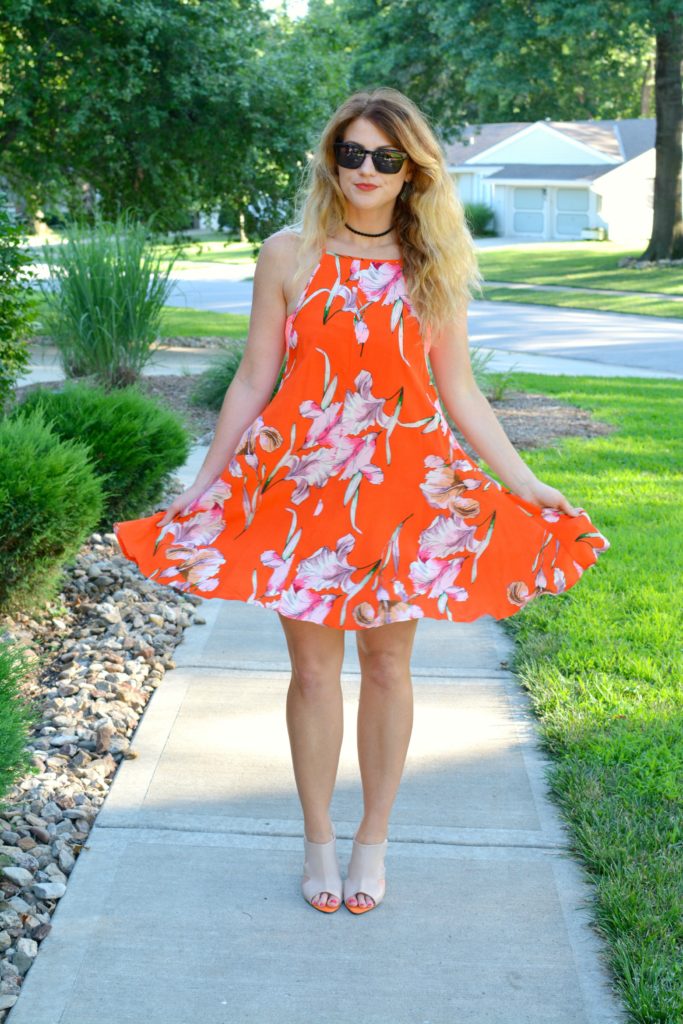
[
  {"x1": 159, "y1": 306, "x2": 249, "y2": 339},
  {"x1": 483, "y1": 373, "x2": 682, "y2": 1024},
  {"x1": 29, "y1": 295, "x2": 251, "y2": 341},
  {"x1": 147, "y1": 233, "x2": 258, "y2": 267},
  {"x1": 477, "y1": 242, "x2": 683, "y2": 295},
  {"x1": 480, "y1": 286, "x2": 683, "y2": 320}
]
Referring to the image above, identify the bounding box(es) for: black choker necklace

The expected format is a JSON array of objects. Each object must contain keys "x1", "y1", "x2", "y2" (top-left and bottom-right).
[{"x1": 344, "y1": 222, "x2": 394, "y2": 237}]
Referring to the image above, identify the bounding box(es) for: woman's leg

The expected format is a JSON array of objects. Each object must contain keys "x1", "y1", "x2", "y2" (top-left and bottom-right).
[
  {"x1": 278, "y1": 613, "x2": 345, "y2": 908},
  {"x1": 349, "y1": 618, "x2": 419, "y2": 908}
]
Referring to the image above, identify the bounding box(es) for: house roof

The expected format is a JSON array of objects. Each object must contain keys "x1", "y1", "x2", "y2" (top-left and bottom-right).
[
  {"x1": 475, "y1": 163, "x2": 610, "y2": 182},
  {"x1": 614, "y1": 119, "x2": 657, "y2": 160},
  {"x1": 445, "y1": 119, "x2": 655, "y2": 167}
]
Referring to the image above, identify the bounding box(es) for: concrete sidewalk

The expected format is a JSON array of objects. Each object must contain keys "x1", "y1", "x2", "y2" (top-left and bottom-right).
[{"x1": 7, "y1": 591, "x2": 627, "y2": 1023}]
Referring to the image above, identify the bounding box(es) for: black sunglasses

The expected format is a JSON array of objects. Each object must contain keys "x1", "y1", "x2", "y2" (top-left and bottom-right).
[{"x1": 333, "y1": 141, "x2": 409, "y2": 174}]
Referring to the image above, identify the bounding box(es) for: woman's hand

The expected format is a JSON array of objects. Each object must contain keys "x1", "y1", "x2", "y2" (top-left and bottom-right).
[
  {"x1": 513, "y1": 475, "x2": 582, "y2": 516},
  {"x1": 156, "y1": 481, "x2": 208, "y2": 529}
]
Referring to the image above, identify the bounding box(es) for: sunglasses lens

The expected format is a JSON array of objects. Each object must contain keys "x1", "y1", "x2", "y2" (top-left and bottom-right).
[
  {"x1": 334, "y1": 142, "x2": 406, "y2": 173},
  {"x1": 375, "y1": 149, "x2": 405, "y2": 173},
  {"x1": 335, "y1": 142, "x2": 363, "y2": 168}
]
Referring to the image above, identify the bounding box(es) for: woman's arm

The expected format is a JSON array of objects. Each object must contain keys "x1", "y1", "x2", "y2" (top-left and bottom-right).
[
  {"x1": 428, "y1": 304, "x2": 581, "y2": 515},
  {"x1": 191, "y1": 234, "x2": 291, "y2": 492}
]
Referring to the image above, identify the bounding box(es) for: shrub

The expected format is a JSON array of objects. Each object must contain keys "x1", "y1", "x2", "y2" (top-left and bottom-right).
[
  {"x1": 190, "y1": 341, "x2": 285, "y2": 411},
  {"x1": 0, "y1": 640, "x2": 41, "y2": 806},
  {"x1": 0, "y1": 192, "x2": 38, "y2": 417},
  {"x1": 11, "y1": 380, "x2": 191, "y2": 527},
  {"x1": 464, "y1": 202, "x2": 495, "y2": 237},
  {"x1": 38, "y1": 209, "x2": 181, "y2": 388},
  {"x1": 0, "y1": 407, "x2": 104, "y2": 614}
]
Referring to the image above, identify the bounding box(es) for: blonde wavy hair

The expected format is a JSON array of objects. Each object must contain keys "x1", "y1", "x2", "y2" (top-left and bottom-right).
[{"x1": 282, "y1": 86, "x2": 483, "y2": 347}]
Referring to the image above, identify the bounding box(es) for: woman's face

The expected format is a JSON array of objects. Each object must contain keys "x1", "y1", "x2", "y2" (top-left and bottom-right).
[{"x1": 336, "y1": 116, "x2": 412, "y2": 214}]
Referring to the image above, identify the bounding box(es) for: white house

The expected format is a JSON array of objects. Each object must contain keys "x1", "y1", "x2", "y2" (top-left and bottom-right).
[{"x1": 445, "y1": 119, "x2": 658, "y2": 242}]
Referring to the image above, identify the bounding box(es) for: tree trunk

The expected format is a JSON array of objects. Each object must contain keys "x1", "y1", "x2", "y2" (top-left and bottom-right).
[{"x1": 641, "y1": 12, "x2": 683, "y2": 261}]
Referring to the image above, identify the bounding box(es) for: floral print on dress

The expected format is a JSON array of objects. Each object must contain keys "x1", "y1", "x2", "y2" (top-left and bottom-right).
[{"x1": 113, "y1": 250, "x2": 610, "y2": 630}]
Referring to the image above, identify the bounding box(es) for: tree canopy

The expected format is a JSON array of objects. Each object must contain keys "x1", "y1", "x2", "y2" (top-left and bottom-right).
[
  {"x1": 0, "y1": 0, "x2": 346, "y2": 230},
  {"x1": 0, "y1": 0, "x2": 679, "y2": 254}
]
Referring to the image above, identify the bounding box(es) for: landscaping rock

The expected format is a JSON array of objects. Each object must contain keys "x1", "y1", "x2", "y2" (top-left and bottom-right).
[
  {"x1": 0, "y1": 869, "x2": 32, "y2": 890},
  {"x1": 11, "y1": 939, "x2": 37, "y2": 975},
  {"x1": 31, "y1": 882, "x2": 66, "y2": 901}
]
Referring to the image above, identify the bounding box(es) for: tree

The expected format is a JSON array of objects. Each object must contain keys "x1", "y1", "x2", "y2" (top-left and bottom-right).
[
  {"x1": 0, "y1": 0, "x2": 342, "y2": 235},
  {"x1": 0, "y1": 0, "x2": 265, "y2": 227},
  {"x1": 641, "y1": 8, "x2": 682, "y2": 260},
  {"x1": 212, "y1": 2, "x2": 357, "y2": 240},
  {"x1": 336, "y1": 0, "x2": 682, "y2": 258}
]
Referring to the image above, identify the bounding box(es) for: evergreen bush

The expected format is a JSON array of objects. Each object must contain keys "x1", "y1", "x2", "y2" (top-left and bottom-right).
[
  {"x1": 0, "y1": 407, "x2": 104, "y2": 614},
  {"x1": 11, "y1": 381, "x2": 191, "y2": 527}
]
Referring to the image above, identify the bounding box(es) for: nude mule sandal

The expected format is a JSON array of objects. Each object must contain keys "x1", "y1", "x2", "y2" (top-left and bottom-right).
[
  {"x1": 343, "y1": 835, "x2": 388, "y2": 914},
  {"x1": 301, "y1": 827, "x2": 343, "y2": 913}
]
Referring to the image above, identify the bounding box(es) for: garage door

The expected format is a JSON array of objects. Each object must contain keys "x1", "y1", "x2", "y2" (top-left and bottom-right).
[
  {"x1": 555, "y1": 189, "x2": 589, "y2": 237},
  {"x1": 512, "y1": 188, "x2": 545, "y2": 236}
]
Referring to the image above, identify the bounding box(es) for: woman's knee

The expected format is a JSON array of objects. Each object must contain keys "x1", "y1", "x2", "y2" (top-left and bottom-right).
[
  {"x1": 289, "y1": 660, "x2": 342, "y2": 699},
  {"x1": 356, "y1": 621, "x2": 417, "y2": 690},
  {"x1": 278, "y1": 614, "x2": 344, "y2": 697},
  {"x1": 357, "y1": 647, "x2": 413, "y2": 692}
]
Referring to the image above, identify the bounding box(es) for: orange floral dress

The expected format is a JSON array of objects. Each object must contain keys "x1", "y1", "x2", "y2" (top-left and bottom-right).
[{"x1": 113, "y1": 250, "x2": 610, "y2": 630}]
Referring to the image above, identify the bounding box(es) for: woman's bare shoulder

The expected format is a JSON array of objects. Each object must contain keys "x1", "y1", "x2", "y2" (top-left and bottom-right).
[
  {"x1": 263, "y1": 230, "x2": 319, "y2": 313},
  {"x1": 261, "y1": 228, "x2": 303, "y2": 262}
]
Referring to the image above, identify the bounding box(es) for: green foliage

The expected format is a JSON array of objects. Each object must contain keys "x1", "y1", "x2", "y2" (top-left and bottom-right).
[
  {"x1": 0, "y1": 406, "x2": 104, "y2": 615},
  {"x1": 339, "y1": 0, "x2": 657, "y2": 126},
  {"x1": 10, "y1": 381, "x2": 191, "y2": 529},
  {"x1": 463, "y1": 202, "x2": 495, "y2": 236},
  {"x1": 39, "y1": 210, "x2": 179, "y2": 388},
  {"x1": 0, "y1": 639, "x2": 41, "y2": 806},
  {"x1": 224, "y1": 4, "x2": 356, "y2": 240},
  {"x1": 0, "y1": 1, "x2": 257, "y2": 225},
  {"x1": 480, "y1": 364, "x2": 523, "y2": 400},
  {"x1": 0, "y1": 1, "x2": 346, "y2": 235},
  {"x1": 0, "y1": 191, "x2": 37, "y2": 416}
]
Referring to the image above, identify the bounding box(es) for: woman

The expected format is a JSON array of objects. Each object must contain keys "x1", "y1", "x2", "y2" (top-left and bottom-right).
[{"x1": 113, "y1": 87, "x2": 610, "y2": 917}]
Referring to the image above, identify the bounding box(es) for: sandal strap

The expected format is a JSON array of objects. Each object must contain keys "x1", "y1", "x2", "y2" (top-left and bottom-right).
[
  {"x1": 343, "y1": 837, "x2": 388, "y2": 904},
  {"x1": 302, "y1": 830, "x2": 342, "y2": 902}
]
